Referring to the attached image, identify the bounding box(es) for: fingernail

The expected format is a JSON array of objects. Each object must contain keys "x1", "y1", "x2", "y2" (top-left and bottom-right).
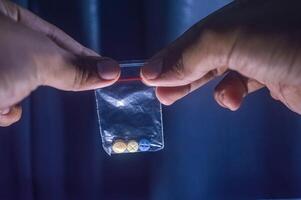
[
  {"x1": 97, "y1": 59, "x2": 120, "y2": 80},
  {"x1": 142, "y1": 57, "x2": 163, "y2": 80},
  {"x1": 0, "y1": 108, "x2": 10, "y2": 115}
]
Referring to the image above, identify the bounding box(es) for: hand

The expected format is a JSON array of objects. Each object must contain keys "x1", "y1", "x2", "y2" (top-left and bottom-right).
[
  {"x1": 141, "y1": 0, "x2": 301, "y2": 114},
  {"x1": 0, "y1": 0, "x2": 120, "y2": 126}
]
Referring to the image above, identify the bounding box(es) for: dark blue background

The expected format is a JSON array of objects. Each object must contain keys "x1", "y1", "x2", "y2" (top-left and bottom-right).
[{"x1": 0, "y1": 0, "x2": 301, "y2": 199}]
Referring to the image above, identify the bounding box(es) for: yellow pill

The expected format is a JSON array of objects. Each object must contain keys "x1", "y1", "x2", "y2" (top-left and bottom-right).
[
  {"x1": 112, "y1": 139, "x2": 127, "y2": 153},
  {"x1": 127, "y1": 140, "x2": 139, "y2": 153}
]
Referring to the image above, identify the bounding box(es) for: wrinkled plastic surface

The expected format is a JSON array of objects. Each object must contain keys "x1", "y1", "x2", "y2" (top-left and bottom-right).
[{"x1": 95, "y1": 61, "x2": 164, "y2": 155}]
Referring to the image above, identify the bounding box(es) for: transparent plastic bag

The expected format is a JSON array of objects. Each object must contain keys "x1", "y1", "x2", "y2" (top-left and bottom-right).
[{"x1": 95, "y1": 60, "x2": 164, "y2": 155}]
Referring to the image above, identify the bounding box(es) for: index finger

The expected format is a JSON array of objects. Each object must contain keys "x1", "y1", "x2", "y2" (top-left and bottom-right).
[{"x1": 141, "y1": 27, "x2": 235, "y2": 87}]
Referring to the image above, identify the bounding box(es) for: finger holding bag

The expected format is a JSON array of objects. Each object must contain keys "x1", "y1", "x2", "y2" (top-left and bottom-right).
[
  {"x1": 141, "y1": 0, "x2": 301, "y2": 114},
  {"x1": 0, "y1": 0, "x2": 120, "y2": 126}
]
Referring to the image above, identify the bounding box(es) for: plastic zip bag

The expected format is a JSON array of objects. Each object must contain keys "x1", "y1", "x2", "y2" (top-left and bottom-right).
[{"x1": 95, "y1": 60, "x2": 164, "y2": 155}]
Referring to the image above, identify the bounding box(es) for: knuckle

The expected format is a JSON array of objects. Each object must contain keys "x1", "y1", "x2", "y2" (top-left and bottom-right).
[
  {"x1": 10, "y1": 106, "x2": 22, "y2": 121},
  {"x1": 164, "y1": 49, "x2": 187, "y2": 81},
  {"x1": 72, "y1": 62, "x2": 90, "y2": 91},
  {"x1": 0, "y1": 107, "x2": 22, "y2": 127},
  {"x1": 0, "y1": 0, "x2": 18, "y2": 20},
  {"x1": 200, "y1": 26, "x2": 244, "y2": 68},
  {"x1": 185, "y1": 83, "x2": 193, "y2": 95},
  {"x1": 171, "y1": 56, "x2": 186, "y2": 80},
  {"x1": 164, "y1": 42, "x2": 185, "y2": 72}
]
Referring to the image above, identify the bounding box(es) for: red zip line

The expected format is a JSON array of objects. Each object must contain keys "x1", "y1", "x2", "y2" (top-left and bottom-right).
[{"x1": 117, "y1": 77, "x2": 142, "y2": 82}]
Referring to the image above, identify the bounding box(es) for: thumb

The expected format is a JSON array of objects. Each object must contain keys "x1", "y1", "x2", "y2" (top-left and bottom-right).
[
  {"x1": 140, "y1": 24, "x2": 235, "y2": 87},
  {"x1": 44, "y1": 56, "x2": 120, "y2": 91}
]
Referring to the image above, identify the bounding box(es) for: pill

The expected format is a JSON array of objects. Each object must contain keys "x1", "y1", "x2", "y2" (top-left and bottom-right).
[
  {"x1": 127, "y1": 140, "x2": 139, "y2": 153},
  {"x1": 112, "y1": 139, "x2": 127, "y2": 153},
  {"x1": 139, "y1": 139, "x2": 151, "y2": 152}
]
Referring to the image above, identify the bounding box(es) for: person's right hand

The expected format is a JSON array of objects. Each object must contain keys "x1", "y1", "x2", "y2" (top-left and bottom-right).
[
  {"x1": 141, "y1": 0, "x2": 301, "y2": 114},
  {"x1": 0, "y1": 0, "x2": 120, "y2": 126}
]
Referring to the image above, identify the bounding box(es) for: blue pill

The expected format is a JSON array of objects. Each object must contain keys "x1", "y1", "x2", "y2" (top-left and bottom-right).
[{"x1": 139, "y1": 139, "x2": 151, "y2": 152}]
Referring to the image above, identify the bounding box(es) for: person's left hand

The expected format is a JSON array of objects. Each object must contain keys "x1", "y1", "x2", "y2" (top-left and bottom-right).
[
  {"x1": 141, "y1": 0, "x2": 301, "y2": 115},
  {"x1": 0, "y1": 0, "x2": 120, "y2": 127}
]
